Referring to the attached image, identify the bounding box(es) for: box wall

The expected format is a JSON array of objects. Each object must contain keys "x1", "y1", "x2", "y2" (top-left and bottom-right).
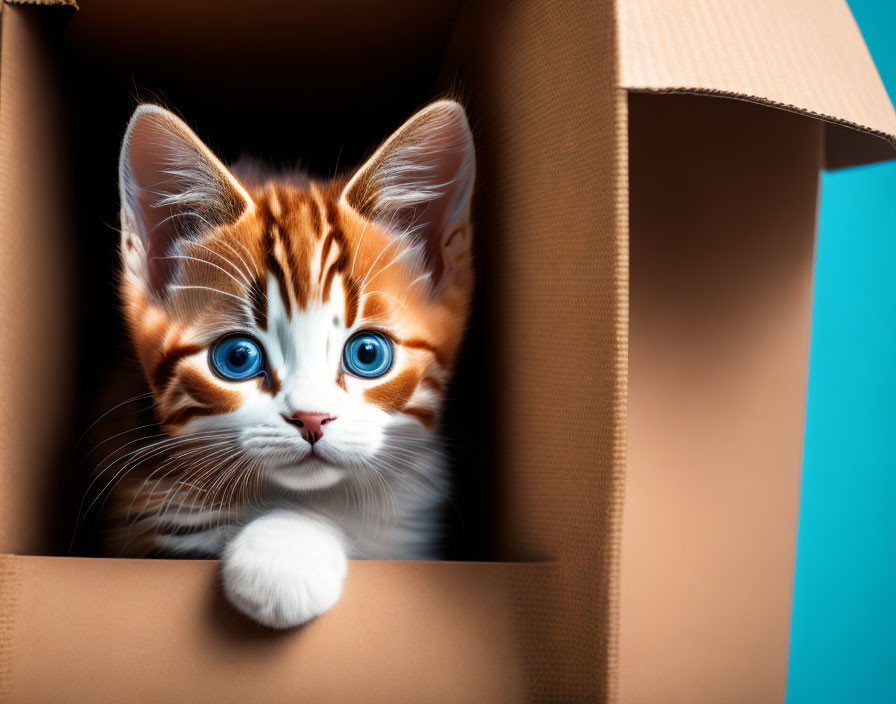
[
  {"x1": 2, "y1": 556, "x2": 527, "y2": 702},
  {"x1": 442, "y1": 0, "x2": 627, "y2": 698},
  {"x1": 0, "y1": 4, "x2": 76, "y2": 555}
]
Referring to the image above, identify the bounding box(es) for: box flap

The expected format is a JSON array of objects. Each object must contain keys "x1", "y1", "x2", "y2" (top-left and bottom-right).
[
  {"x1": 618, "y1": 0, "x2": 896, "y2": 169},
  {"x1": 620, "y1": 92, "x2": 819, "y2": 703}
]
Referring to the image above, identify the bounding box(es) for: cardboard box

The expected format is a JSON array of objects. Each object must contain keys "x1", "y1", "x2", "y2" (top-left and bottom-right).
[{"x1": 0, "y1": 0, "x2": 893, "y2": 701}]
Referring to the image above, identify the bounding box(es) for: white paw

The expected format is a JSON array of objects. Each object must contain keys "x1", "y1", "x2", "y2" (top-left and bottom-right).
[{"x1": 221, "y1": 511, "x2": 347, "y2": 629}]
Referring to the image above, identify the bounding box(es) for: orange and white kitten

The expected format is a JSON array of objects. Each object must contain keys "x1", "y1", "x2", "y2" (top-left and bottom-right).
[{"x1": 104, "y1": 101, "x2": 475, "y2": 628}]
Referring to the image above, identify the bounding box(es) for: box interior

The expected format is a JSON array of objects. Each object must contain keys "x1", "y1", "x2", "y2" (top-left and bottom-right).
[{"x1": 8, "y1": 0, "x2": 509, "y2": 559}]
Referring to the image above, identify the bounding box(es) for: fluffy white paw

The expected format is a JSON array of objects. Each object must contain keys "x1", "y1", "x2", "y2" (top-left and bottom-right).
[{"x1": 221, "y1": 511, "x2": 347, "y2": 629}]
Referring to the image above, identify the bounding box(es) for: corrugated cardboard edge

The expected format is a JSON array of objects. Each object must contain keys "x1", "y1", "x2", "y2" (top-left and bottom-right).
[
  {"x1": 0, "y1": 555, "x2": 21, "y2": 703},
  {"x1": 618, "y1": 0, "x2": 896, "y2": 169},
  {"x1": 606, "y1": 86, "x2": 630, "y2": 704},
  {"x1": 627, "y1": 86, "x2": 896, "y2": 166},
  {"x1": 3, "y1": 0, "x2": 78, "y2": 8}
]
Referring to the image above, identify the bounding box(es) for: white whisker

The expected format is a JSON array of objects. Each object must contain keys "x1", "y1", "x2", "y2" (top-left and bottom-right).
[
  {"x1": 186, "y1": 241, "x2": 254, "y2": 288},
  {"x1": 169, "y1": 285, "x2": 247, "y2": 304},
  {"x1": 156, "y1": 254, "x2": 247, "y2": 292}
]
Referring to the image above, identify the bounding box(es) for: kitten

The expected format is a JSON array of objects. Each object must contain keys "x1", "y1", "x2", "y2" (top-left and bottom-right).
[{"x1": 99, "y1": 100, "x2": 475, "y2": 628}]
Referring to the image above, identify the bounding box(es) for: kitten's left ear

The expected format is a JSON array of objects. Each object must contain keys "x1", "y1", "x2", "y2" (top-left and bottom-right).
[{"x1": 341, "y1": 100, "x2": 476, "y2": 295}]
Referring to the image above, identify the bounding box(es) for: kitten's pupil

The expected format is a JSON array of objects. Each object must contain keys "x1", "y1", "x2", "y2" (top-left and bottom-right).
[
  {"x1": 358, "y1": 343, "x2": 376, "y2": 365},
  {"x1": 229, "y1": 345, "x2": 250, "y2": 368}
]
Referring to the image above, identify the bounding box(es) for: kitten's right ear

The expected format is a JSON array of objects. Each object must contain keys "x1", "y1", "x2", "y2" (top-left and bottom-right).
[{"x1": 118, "y1": 105, "x2": 253, "y2": 298}]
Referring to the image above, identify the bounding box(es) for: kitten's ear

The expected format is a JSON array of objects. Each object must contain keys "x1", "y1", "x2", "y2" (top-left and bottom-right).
[
  {"x1": 118, "y1": 105, "x2": 253, "y2": 297},
  {"x1": 341, "y1": 100, "x2": 475, "y2": 295}
]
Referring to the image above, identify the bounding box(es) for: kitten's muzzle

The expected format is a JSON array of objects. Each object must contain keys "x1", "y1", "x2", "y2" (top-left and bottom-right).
[{"x1": 283, "y1": 412, "x2": 337, "y2": 446}]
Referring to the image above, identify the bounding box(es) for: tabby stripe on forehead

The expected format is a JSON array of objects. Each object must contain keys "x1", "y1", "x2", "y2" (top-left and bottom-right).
[
  {"x1": 151, "y1": 344, "x2": 202, "y2": 390},
  {"x1": 344, "y1": 278, "x2": 361, "y2": 328},
  {"x1": 266, "y1": 250, "x2": 292, "y2": 317},
  {"x1": 310, "y1": 193, "x2": 323, "y2": 236},
  {"x1": 319, "y1": 230, "x2": 337, "y2": 283},
  {"x1": 282, "y1": 211, "x2": 310, "y2": 308},
  {"x1": 258, "y1": 196, "x2": 292, "y2": 316},
  {"x1": 292, "y1": 190, "x2": 321, "y2": 241},
  {"x1": 321, "y1": 199, "x2": 348, "y2": 301},
  {"x1": 322, "y1": 249, "x2": 348, "y2": 304}
]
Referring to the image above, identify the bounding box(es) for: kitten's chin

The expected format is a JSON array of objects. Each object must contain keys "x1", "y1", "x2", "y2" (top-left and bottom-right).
[{"x1": 266, "y1": 458, "x2": 345, "y2": 492}]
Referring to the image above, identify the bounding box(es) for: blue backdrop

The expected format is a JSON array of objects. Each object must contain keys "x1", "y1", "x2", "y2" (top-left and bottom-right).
[{"x1": 787, "y1": 2, "x2": 896, "y2": 702}]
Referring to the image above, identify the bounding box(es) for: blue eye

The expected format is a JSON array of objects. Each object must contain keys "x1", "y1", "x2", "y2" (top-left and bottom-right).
[
  {"x1": 210, "y1": 336, "x2": 265, "y2": 381},
  {"x1": 342, "y1": 331, "x2": 394, "y2": 378}
]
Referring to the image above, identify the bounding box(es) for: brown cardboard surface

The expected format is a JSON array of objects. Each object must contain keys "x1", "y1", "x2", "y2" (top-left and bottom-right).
[
  {"x1": 0, "y1": 3, "x2": 75, "y2": 555},
  {"x1": 620, "y1": 93, "x2": 820, "y2": 704},
  {"x1": 442, "y1": 0, "x2": 626, "y2": 698},
  {"x1": 3, "y1": 556, "x2": 529, "y2": 703},
  {"x1": 618, "y1": 0, "x2": 896, "y2": 168}
]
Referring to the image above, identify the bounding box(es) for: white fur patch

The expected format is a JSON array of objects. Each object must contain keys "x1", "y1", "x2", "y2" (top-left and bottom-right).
[{"x1": 222, "y1": 510, "x2": 347, "y2": 629}]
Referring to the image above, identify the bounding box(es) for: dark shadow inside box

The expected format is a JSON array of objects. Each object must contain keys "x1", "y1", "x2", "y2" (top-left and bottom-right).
[{"x1": 51, "y1": 0, "x2": 497, "y2": 560}]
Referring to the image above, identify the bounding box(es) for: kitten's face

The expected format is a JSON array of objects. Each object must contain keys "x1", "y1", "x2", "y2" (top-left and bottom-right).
[{"x1": 118, "y1": 102, "x2": 474, "y2": 493}]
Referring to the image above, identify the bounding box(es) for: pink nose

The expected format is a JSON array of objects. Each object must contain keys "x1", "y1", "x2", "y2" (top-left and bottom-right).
[{"x1": 289, "y1": 412, "x2": 336, "y2": 445}]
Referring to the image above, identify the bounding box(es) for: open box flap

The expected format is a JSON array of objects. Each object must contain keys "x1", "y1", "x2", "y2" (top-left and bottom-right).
[
  {"x1": 620, "y1": 92, "x2": 821, "y2": 703},
  {"x1": 618, "y1": 0, "x2": 896, "y2": 169}
]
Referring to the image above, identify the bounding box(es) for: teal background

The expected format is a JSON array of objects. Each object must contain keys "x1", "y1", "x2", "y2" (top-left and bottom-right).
[{"x1": 787, "y1": 1, "x2": 896, "y2": 702}]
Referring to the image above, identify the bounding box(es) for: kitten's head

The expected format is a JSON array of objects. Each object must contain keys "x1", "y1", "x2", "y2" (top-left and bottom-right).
[{"x1": 117, "y1": 101, "x2": 475, "y2": 492}]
